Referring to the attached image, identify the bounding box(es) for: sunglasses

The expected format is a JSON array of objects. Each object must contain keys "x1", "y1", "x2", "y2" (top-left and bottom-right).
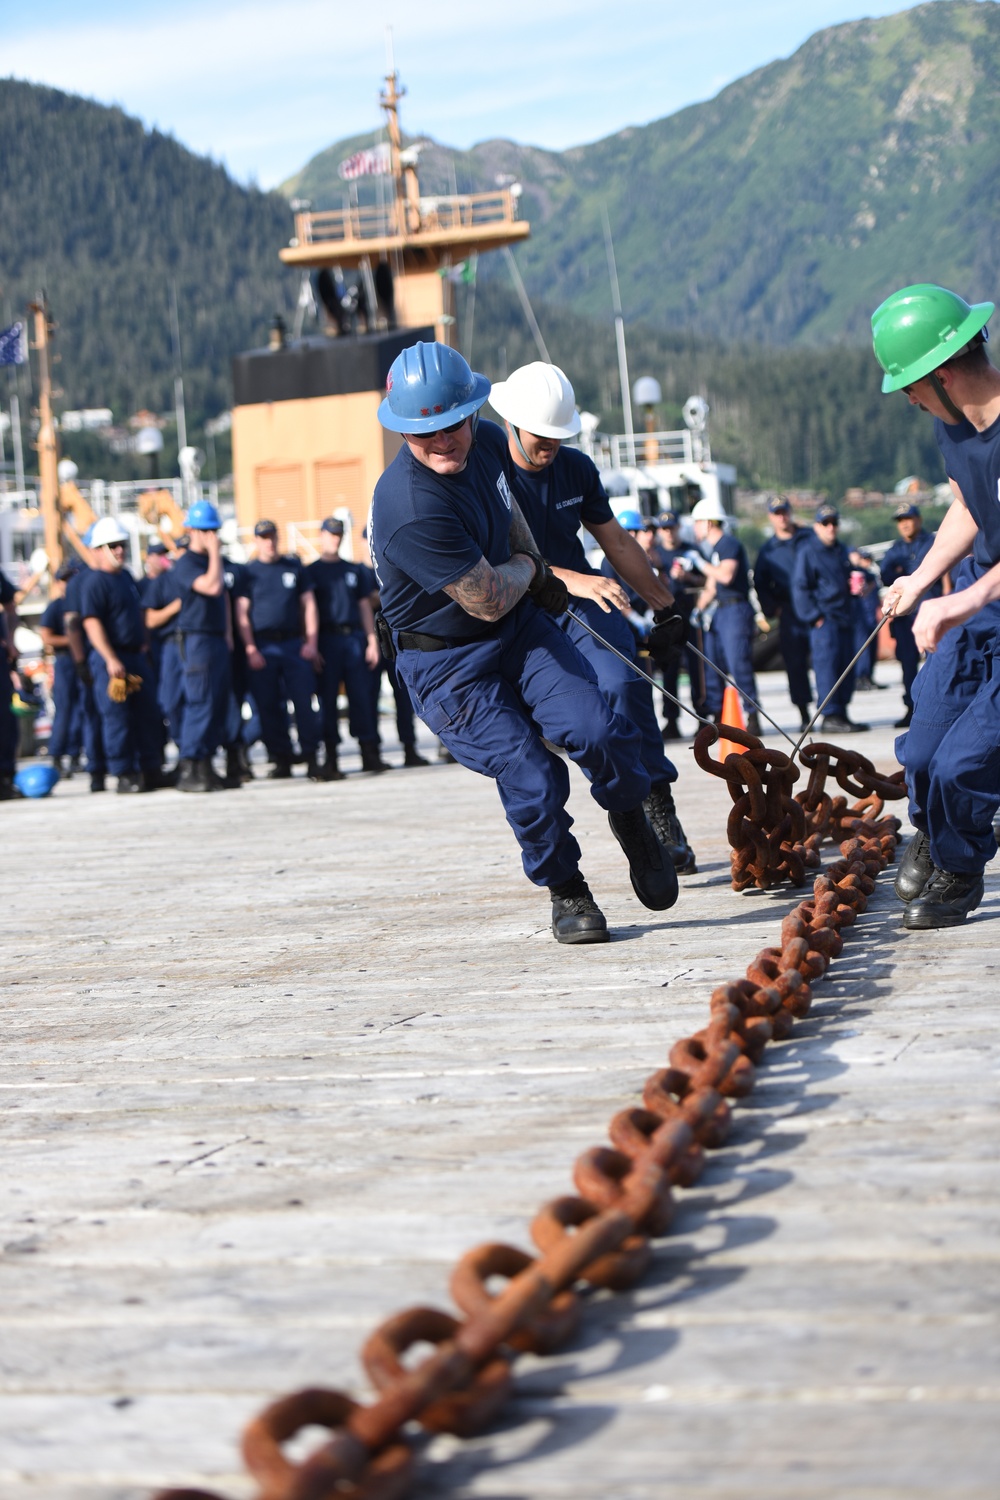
[
  {"x1": 105, "y1": 540, "x2": 127, "y2": 550},
  {"x1": 819, "y1": 519, "x2": 839, "y2": 528}
]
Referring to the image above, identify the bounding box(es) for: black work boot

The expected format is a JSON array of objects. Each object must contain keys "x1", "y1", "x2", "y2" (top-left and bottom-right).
[
  {"x1": 403, "y1": 744, "x2": 430, "y2": 767},
  {"x1": 90, "y1": 772, "x2": 106, "y2": 793},
  {"x1": 0, "y1": 774, "x2": 18, "y2": 801},
  {"x1": 797, "y1": 705, "x2": 812, "y2": 731},
  {"x1": 268, "y1": 755, "x2": 293, "y2": 779},
  {"x1": 608, "y1": 806, "x2": 679, "y2": 911},
  {"x1": 894, "y1": 829, "x2": 934, "y2": 903},
  {"x1": 177, "y1": 757, "x2": 213, "y2": 793},
  {"x1": 222, "y1": 747, "x2": 244, "y2": 788},
  {"x1": 360, "y1": 740, "x2": 390, "y2": 773},
  {"x1": 745, "y1": 711, "x2": 762, "y2": 738},
  {"x1": 549, "y1": 873, "x2": 609, "y2": 945},
  {"x1": 320, "y1": 741, "x2": 346, "y2": 781},
  {"x1": 902, "y1": 866, "x2": 984, "y2": 930},
  {"x1": 644, "y1": 780, "x2": 697, "y2": 874},
  {"x1": 306, "y1": 753, "x2": 324, "y2": 782}
]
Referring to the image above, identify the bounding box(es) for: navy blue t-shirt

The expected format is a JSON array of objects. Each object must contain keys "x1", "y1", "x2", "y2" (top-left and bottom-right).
[
  {"x1": 371, "y1": 420, "x2": 517, "y2": 639},
  {"x1": 791, "y1": 535, "x2": 853, "y2": 627},
  {"x1": 711, "y1": 533, "x2": 751, "y2": 602},
  {"x1": 244, "y1": 557, "x2": 308, "y2": 635},
  {"x1": 171, "y1": 550, "x2": 228, "y2": 634},
  {"x1": 0, "y1": 569, "x2": 14, "y2": 649},
  {"x1": 141, "y1": 567, "x2": 182, "y2": 643},
  {"x1": 39, "y1": 596, "x2": 71, "y2": 648},
  {"x1": 305, "y1": 557, "x2": 374, "y2": 630},
  {"x1": 80, "y1": 568, "x2": 146, "y2": 652},
  {"x1": 935, "y1": 412, "x2": 1000, "y2": 572},
  {"x1": 507, "y1": 446, "x2": 614, "y2": 574},
  {"x1": 64, "y1": 565, "x2": 91, "y2": 618},
  {"x1": 880, "y1": 529, "x2": 942, "y2": 599},
  {"x1": 223, "y1": 557, "x2": 250, "y2": 599},
  {"x1": 753, "y1": 528, "x2": 810, "y2": 616}
]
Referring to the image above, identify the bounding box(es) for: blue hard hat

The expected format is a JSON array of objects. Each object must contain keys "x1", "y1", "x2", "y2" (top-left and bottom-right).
[
  {"x1": 616, "y1": 508, "x2": 644, "y2": 531},
  {"x1": 378, "y1": 341, "x2": 491, "y2": 434},
  {"x1": 185, "y1": 500, "x2": 221, "y2": 531},
  {"x1": 15, "y1": 763, "x2": 60, "y2": 798}
]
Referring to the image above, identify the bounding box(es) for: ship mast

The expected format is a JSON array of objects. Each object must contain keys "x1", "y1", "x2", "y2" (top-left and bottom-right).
[
  {"x1": 30, "y1": 297, "x2": 63, "y2": 570},
  {"x1": 380, "y1": 30, "x2": 421, "y2": 236}
]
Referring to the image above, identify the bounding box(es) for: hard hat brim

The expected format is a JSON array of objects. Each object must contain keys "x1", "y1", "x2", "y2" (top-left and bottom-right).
[
  {"x1": 378, "y1": 374, "x2": 491, "y2": 434},
  {"x1": 880, "y1": 301, "x2": 994, "y2": 393},
  {"x1": 488, "y1": 380, "x2": 583, "y2": 439}
]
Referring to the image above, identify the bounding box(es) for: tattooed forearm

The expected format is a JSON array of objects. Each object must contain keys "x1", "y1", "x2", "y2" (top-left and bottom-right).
[
  {"x1": 443, "y1": 553, "x2": 536, "y2": 622},
  {"x1": 508, "y1": 500, "x2": 542, "y2": 563}
]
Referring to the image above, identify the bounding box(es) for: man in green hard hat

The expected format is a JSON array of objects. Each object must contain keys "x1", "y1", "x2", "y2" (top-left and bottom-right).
[{"x1": 872, "y1": 282, "x2": 1000, "y2": 929}]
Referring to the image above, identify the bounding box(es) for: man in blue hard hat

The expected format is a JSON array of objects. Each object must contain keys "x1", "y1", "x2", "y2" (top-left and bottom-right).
[
  {"x1": 490, "y1": 363, "x2": 696, "y2": 874},
  {"x1": 873, "y1": 282, "x2": 1000, "y2": 928},
  {"x1": 370, "y1": 340, "x2": 678, "y2": 944},
  {"x1": 168, "y1": 500, "x2": 234, "y2": 792},
  {"x1": 879, "y1": 502, "x2": 945, "y2": 730}
]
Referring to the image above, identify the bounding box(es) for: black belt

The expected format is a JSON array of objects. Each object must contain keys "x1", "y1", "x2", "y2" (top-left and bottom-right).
[
  {"x1": 396, "y1": 630, "x2": 451, "y2": 652},
  {"x1": 321, "y1": 624, "x2": 360, "y2": 637},
  {"x1": 256, "y1": 630, "x2": 301, "y2": 643},
  {"x1": 174, "y1": 630, "x2": 226, "y2": 640},
  {"x1": 715, "y1": 596, "x2": 750, "y2": 608}
]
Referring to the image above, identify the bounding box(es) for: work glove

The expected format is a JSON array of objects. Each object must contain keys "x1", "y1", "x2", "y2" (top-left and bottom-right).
[
  {"x1": 75, "y1": 661, "x2": 93, "y2": 687},
  {"x1": 527, "y1": 557, "x2": 568, "y2": 616},
  {"x1": 646, "y1": 608, "x2": 687, "y2": 665},
  {"x1": 107, "y1": 673, "x2": 144, "y2": 703}
]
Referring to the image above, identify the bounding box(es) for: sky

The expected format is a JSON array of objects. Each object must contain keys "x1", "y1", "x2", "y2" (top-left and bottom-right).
[{"x1": 2, "y1": 0, "x2": 961, "y2": 189}]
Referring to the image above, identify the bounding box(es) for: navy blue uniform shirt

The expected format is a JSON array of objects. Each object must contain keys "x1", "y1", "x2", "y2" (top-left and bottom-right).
[
  {"x1": 80, "y1": 568, "x2": 147, "y2": 652},
  {"x1": 711, "y1": 533, "x2": 751, "y2": 602},
  {"x1": 244, "y1": 557, "x2": 308, "y2": 635},
  {"x1": 304, "y1": 557, "x2": 374, "y2": 630},
  {"x1": 39, "y1": 596, "x2": 71, "y2": 649},
  {"x1": 171, "y1": 550, "x2": 228, "y2": 634},
  {"x1": 791, "y1": 534, "x2": 853, "y2": 626},
  {"x1": 0, "y1": 569, "x2": 14, "y2": 649},
  {"x1": 936, "y1": 412, "x2": 1000, "y2": 571},
  {"x1": 141, "y1": 568, "x2": 181, "y2": 642},
  {"x1": 371, "y1": 420, "x2": 517, "y2": 639},
  {"x1": 507, "y1": 446, "x2": 614, "y2": 574},
  {"x1": 753, "y1": 528, "x2": 810, "y2": 616},
  {"x1": 64, "y1": 565, "x2": 90, "y2": 618},
  {"x1": 880, "y1": 529, "x2": 942, "y2": 599}
]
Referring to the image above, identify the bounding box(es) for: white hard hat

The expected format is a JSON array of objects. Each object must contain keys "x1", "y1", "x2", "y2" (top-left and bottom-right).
[
  {"x1": 488, "y1": 362, "x2": 582, "y2": 439},
  {"x1": 690, "y1": 496, "x2": 728, "y2": 524},
  {"x1": 90, "y1": 516, "x2": 130, "y2": 547}
]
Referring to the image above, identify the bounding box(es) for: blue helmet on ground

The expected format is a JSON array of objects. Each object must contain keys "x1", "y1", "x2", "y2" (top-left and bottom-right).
[
  {"x1": 15, "y1": 764, "x2": 60, "y2": 798},
  {"x1": 185, "y1": 500, "x2": 221, "y2": 531},
  {"x1": 615, "y1": 508, "x2": 644, "y2": 531},
  {"x1": 378, "y1": 341, "x2": 491, "y2": 434}
]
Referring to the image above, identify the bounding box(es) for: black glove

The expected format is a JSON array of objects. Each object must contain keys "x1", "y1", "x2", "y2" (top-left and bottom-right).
[
  {"x1": 527, "y1": 556, "x2": 568, "y2": 616},
  {"x1": 74, "y1": 660, "x2": 93, "y2": 687},
  {"x1": 646, "y1": 608, "x2": 687, "y2": 664}
]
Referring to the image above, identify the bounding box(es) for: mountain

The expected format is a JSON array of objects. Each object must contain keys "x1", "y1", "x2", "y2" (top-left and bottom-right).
[{"x1": 285, "y1": 0, "x2": 1000, "y2": 346}]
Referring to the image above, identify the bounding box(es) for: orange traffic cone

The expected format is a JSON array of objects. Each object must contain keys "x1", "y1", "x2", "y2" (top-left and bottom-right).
[{"x1": 717, "y1": 684, "x2": 746, "y2": 760}]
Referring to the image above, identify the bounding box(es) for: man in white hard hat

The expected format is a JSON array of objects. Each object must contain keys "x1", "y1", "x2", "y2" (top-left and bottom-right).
[
  {"x1": 79, "y1": 516, "x2": 163, "y2": 791},
  {"x1": 690, "y1": 495, "x2": 761, "y2": 735},
  {"x1": 489, "y1": 362, "x2": 696, "y2": 871}
]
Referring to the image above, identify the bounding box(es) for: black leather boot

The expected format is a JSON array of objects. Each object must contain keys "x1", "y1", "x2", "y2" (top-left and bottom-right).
[
  {"x1": 360, "y1": 740, "x2": 390, "y2": 773},
  {"x1": 177, "y1": 757, "x2": 214, "y2": 793},
  {"x1": 903, "y1": 867, "x2": 984, "y2": 929},
  {"x1": 403, "y1": 745, "x2": 430, "y2": 767},
  {"x1": 549, "y1": 873, "x2": 609, "y2": 944},
  {"x1": 644, "y1": 780, "x2": 697, "y2": 874},
  {"x1": 894, "y1": 829, "x2": 934, "y2": 903},
  {"x1": 608, "y1": 806, "x2": 679, "y2": 911},
  {"x1": 268, "y1": 755, "x2": 293, "y2": 779}
]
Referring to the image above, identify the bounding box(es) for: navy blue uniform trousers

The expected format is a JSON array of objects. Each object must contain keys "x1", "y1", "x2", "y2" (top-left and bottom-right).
[
  {"x1": 48, "y1": 655, "x2": 84, "y2": 760},
  {"x1": 369, "y1": 652, "x2": 417, "y2": 747},
  {"x1": 897, "y1": 561, "x2": 1000, "y2": 876},
  {"x1": 703, "y1": 599, "x2": 758, "y2": 718},
  {"x1": 810, "y1": 616, "x2": 855, "y2": 717},
  {"x1": 250, "y1": 637, "x2": 320, "y2": 758},
  {"x1": 397, "y1": 601, "x2": 650, "y2": 889},
  {"x1": 777, "y1": 609, "x2": 811, "y2": 708},
  {"x1": 318, "y1": 629, "x2": 377, "y2": 744},
  {"x1": 0, "y1": 660, "x2": 15, "y2": 775},
  {"x1": 178, "y1": 633, "x2": 231, "y2": 761},
  {"x1": 88, "y1": 649, "x2": 162, "y2": 775},
  {"x1": 158, "y1": 639, "x2": 185, "y2": 750},
  {"x1": 890, "y1": 617, "x2": 921, "y2": 710},
  {"x1": 559, "y1": 599, "x2": 677, "y2": 784}
]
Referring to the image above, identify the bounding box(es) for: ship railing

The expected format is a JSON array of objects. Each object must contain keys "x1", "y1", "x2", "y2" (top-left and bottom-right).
[
  {"x1": 293, "y1": 188, "x2": 521, "y2": 246},
  {"x1": 576, "y1": 431, "x2": 707, "y2": 468}
]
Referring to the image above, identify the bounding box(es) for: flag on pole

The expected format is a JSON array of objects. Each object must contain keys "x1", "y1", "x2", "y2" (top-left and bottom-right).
[
  {"x1": 337, "y1": 142, "x2": 392, "y2": 181},
  {"x1": 0, "y1": 322, "x2": 27, "y2": 366}
]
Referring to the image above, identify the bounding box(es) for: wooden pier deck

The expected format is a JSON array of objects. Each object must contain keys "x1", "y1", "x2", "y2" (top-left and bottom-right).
[{"x1": 2, "y1": 665, "x2": 998, "y2": 1500}]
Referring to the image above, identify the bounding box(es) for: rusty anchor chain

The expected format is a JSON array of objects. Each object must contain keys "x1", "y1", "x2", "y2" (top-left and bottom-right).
[{"x1": 153, "y1": 731, "x2": 908, "y2": 1500}]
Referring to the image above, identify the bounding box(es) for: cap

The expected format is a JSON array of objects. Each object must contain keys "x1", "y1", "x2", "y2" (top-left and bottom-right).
[
  {"x1": 768, "y1": 497, "x2": 792, "y2": 514},
  {"x1": 815, "y1": 505, "x2": 840, "y2": 524},
  {"x1": 175, "y1": 534, "x2": 191, "y2": 549},
  {"x1": 254, "y1": 519, "x2": 277, "y2": 537},
  {"x1": 320, "y1": 517, "x2": 345, "y2": 536},
  {"x1": 657, "y1": 511, "x2": 679, "y2": 528},
  {"x1": 146, "y1": 540, "x2": 168, "y2": 556},
  {"x1": 894, "y1": 502, "x2": 921, "y2": 520}
]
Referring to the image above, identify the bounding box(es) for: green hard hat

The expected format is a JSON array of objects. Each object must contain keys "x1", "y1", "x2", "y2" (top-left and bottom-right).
[{"x1": 872, "y1": 283, "x2": 993, "y2": 393}]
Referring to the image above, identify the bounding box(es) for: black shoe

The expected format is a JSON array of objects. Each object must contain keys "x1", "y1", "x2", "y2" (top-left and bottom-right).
[
  {"x1": 0, "y1": 774, "x2": 18, "y2": 801},
  {"x1": 89, "y1": 772, "x2": 106, "y2": 793},
  {"x1": 177, "y1": 758, "x2": 214, "y2": 793},
  {"x1": 316, "y1": 743, "x2": 345, "y2": 781},
  {"x1": 745, "y1": 711, "x2": 762, "y2": 737},
  {"x1": 116, "y1": 772, "x2": 144, "y2": 794},
  {"x1": 222, "y1": 748, "x2": 245, "y2": 789},
  {"x1": 306, "y1": 754, "x2": 324, "y2": 782},
  {"x1": 902, "y1": 867, "x2": 984, "y2": 929},
  {"x1": 821, "y1": 715, "x2": 869, "y2": 734},
  {"x1": 797, "y1": 706, "x2": 812, "y2": 732},
  {"x1": 268, "y1": 756, "x2": 293, "y2": 780},
  {"x1": 894, "y1": 829, "x2": 934, "y2": 903},
  {"x1": 661, "y1": 720, "x2": 682, "y2": 742},
  {"x1": 403, "y1": 746, "x2": 431, "y2": 767},
  {"x1": 608, "y1": 806, "x2": 679, "y2": 911},
  {"x1": 895, "y1": 710, "x2": 913, "y2": 729},
  {"x1": 549, "y1": 873, "x2": 609, "y2": 944},
  {"x1": 854, "y1": 675, "x2": 876, "y2": 692},
  {"x1": 644, "y1": 780, "x2": 697, "y2": 874},
  {"x1": 143, "y1": 765, "x2": 178, "y2": 790},
  {"x1": 360, "y1": 740, "x2": 391, "y2": 773}
]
